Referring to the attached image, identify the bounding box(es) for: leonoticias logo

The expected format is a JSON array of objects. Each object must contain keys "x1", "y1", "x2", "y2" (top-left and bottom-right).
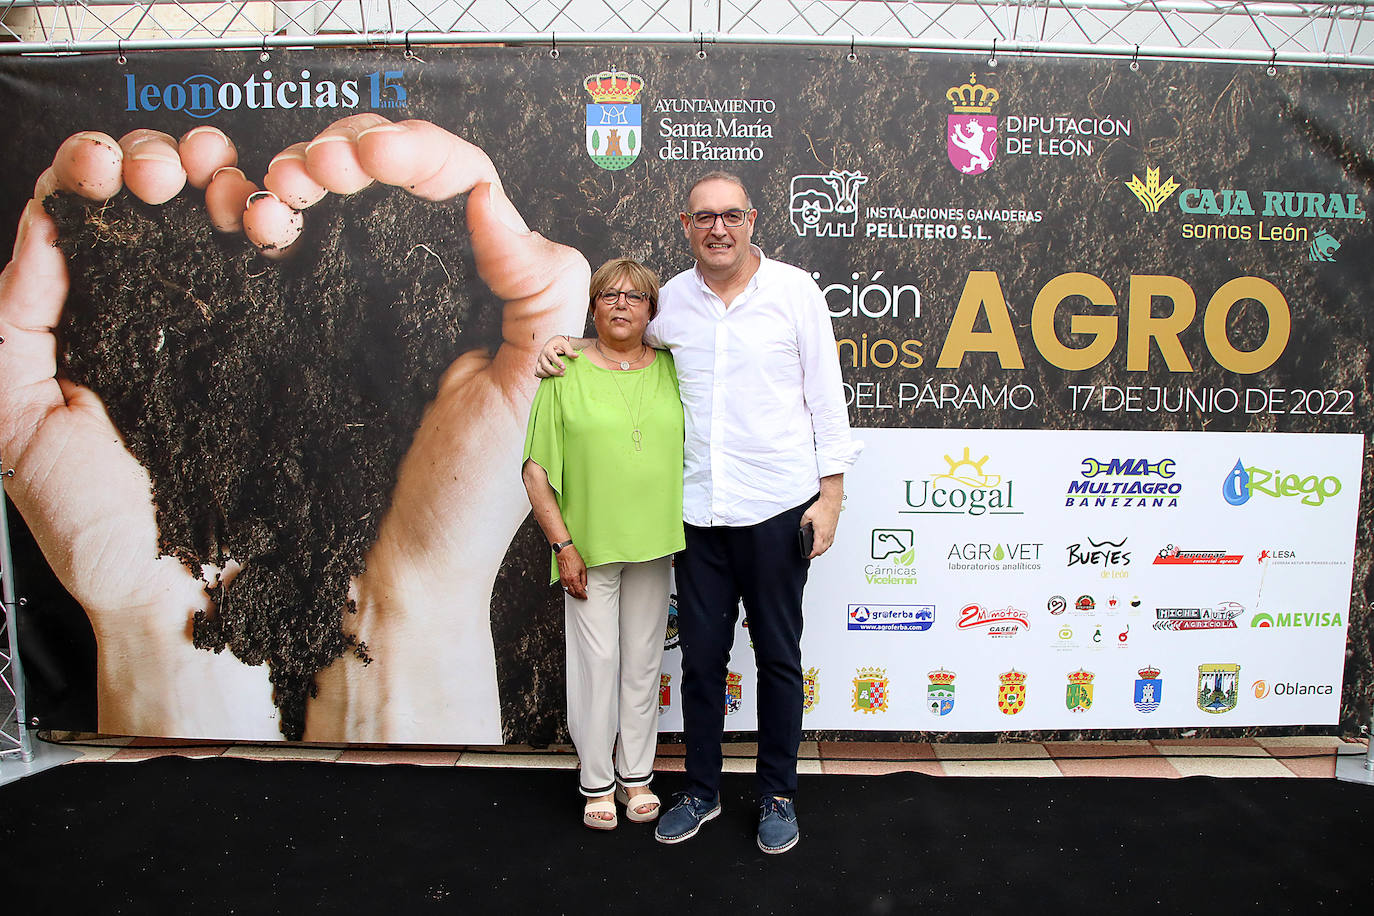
[{"x1": 123, "y1": 68, "x2": 407, "y2": 118}]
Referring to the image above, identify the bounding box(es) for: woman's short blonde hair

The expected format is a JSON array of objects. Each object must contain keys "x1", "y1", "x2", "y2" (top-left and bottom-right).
[{"x1": 589, "y1": 257, "x2": 661, "y2": 320}]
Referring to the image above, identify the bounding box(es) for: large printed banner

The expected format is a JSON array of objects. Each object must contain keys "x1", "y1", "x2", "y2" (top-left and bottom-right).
[{"x1": 0, "y1": 47, "x2": 1368, "y2": 743}]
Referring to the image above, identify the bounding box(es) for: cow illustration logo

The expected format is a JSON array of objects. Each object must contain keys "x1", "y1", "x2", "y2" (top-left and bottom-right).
[
  {"x1": 946, "y1": 74, "x2": 999, "y2": 175},
  {"x1": 803, "y1": 667, "x2": 820, "y2": 714},
  {"x1": 724, "y1": 670, "x2": 743, "y2": 715},
  {"x1": 1065, "y1": 669, "x2": 1095, "y2": 713},
  {"x1": 1197, "y1": 663, "x2": 1240, "y2": 714},
  {"x1": 997, "y1": 669, "x2": 1027, "y2": 715},
  {"x1": 789, "y1": 169, "x2": 868, "y2": 237},
  {"x1": 584, "y1": 68, "x2": 643, "y2": 170},
  {"x1": 927, "y1": 668, "x2": 955, "y2": 717},
  {"x1": 852, "y1": 667, "x2": 889, "y2": 714},
  {"x1": 658, "y1": 673, "x2": 672, "y2": 716},
  {"x1": 1133, "y1": 666, "x2": 1163, "y2": 713}
]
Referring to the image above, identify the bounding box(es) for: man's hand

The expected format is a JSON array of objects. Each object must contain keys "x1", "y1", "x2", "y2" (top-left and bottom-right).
[
  {"x1": 800, "y1": 474, "x2": 845, "y2": 559},
  {"x1": 534, "y1": 334, "x2": 590, "y2": 378}
]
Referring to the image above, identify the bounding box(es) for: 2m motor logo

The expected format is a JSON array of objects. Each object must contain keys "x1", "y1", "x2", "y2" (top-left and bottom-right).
[
  {"x1": 584, "y1": 68, "x2": 644, "y2": 171},
  {"x1": 946, "y1": 74, "x2": 998, "y2": 175},
  {"x1": 1222, "y1": 459, "x2": 1342, "y2": 507},
  {"x1": 957, "y1": 602, "x2": 1028, "y2": 638},
  {"x1": 123, "y1": 69, "x2": 403, "y2": 118},
  {"x1": 902, "y1": 448, "x2": 1020, "y2": 517}
]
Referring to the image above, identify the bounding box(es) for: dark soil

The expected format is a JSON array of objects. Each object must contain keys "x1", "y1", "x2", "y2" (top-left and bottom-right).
[{"x1": 49, "y1": 189, "x2": 501, "y2": 739}]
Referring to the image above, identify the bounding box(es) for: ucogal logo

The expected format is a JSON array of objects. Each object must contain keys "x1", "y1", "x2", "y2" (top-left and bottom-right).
[
  {"x1": 123, "y1": 69, "x2": 407, "y2": 119},
  {"x1": 902, "y1": 448, "x2": 1020, "y2": 517}
]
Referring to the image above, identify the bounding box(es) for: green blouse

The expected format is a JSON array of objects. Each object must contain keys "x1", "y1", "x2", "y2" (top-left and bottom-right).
[{"x1": 523, "y1": 350, "x2": 686, "y2": 583}]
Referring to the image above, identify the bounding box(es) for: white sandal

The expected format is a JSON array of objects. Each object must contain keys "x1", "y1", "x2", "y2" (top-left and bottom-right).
[
  {"x1": 615, "y1": 786, "x2": 661, "y2": 823},
  {"x1": 582, "y1": 798, "x2": 618, "y2": 831}
]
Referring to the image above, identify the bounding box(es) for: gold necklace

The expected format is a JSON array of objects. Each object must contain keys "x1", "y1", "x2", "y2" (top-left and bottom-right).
[{"x1": 595, "y1": 340, "x2": 646, "y2": 371}]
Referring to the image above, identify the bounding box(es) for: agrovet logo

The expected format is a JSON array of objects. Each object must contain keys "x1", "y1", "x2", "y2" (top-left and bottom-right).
[
  {"x1": 584, "y1": 67, "x2": 644, "y2": 171},
  {"x1": 124, "y1": 69, "x2": 407, "y2": 119}
]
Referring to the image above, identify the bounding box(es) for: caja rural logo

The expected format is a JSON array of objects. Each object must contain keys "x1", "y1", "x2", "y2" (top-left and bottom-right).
[
  {"x1": 584, "y1": 67, "x2": 644, "y2": 170},
  {"x1": 124, "y1": 69, "x2": 405, "y2": 118}
]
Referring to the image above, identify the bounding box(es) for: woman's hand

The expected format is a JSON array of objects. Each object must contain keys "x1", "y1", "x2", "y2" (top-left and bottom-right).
[{"x1": 557, "y1": 545, "x2": 589, "y2": 600}]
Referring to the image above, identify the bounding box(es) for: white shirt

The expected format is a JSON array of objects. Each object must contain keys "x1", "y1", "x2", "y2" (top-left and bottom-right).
[{"x1": 647, "y1": 247, "x2": 863, "y2": 527}]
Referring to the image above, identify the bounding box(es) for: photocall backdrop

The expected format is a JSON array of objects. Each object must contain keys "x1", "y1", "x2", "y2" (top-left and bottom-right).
[{"x1": 0, "y1": 47, "x2": 1369, "y2": 744}]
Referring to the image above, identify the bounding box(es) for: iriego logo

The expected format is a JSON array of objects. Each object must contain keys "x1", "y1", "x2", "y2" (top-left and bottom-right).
[
  {"x1": 1222, "y1": 459, "x2": 1342, "y2": 507},
  {"x1": 123, "y1": 69, "x2": 407, "y2": 119}
]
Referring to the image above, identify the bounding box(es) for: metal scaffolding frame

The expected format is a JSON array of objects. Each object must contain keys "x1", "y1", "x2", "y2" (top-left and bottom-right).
[{"x1": 0, "y1": 1, "x2": 1371, "y2": 66}]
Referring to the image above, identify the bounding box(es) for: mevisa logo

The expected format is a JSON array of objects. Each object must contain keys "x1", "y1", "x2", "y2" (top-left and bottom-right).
[
  {"x1": 123, "y1": 69, "x2": 407, "y2": 119},
  {"x1": 1250, "y1": 611, "x2": 1344, "y2": 628}
]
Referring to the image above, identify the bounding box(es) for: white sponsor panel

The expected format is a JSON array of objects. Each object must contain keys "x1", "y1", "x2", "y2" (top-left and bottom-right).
[{"x1": 791, "y1": 427, "x2": 1360, "y2": 730}]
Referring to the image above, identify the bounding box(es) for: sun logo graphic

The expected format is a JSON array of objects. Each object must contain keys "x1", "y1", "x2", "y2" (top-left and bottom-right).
[
  {"x1": 1126, "y1": 166, "x2": 1180, "y2": 213},
  {"x1": 937, "y1": 447, "x2": 1000, "y2": 487},
  {"x1": 584, "y1": 67, "x2": 644, "y2": 171},
  {"x1": 946, "y1": 74, "x2": 999, "y2": 175}
]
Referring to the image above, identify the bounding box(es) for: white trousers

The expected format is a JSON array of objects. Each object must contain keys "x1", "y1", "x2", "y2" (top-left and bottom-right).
[{"x1": 565, "y1": 556, "x2": 672, "y2": 797}]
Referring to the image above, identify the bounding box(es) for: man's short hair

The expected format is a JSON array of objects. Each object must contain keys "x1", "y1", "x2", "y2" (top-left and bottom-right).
[{"x1": 685, "y1": 171, "x2": 752, "y2": 211}]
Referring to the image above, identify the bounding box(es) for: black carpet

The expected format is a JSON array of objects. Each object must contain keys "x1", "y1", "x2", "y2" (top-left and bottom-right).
[{"x1": 2, "y1": 756, "x2": 1371, "y2": 912}]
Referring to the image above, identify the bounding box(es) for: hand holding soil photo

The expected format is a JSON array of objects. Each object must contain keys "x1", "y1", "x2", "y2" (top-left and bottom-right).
[{"x1": 0, "y1": 119, "x2": 590, "y2": 741}]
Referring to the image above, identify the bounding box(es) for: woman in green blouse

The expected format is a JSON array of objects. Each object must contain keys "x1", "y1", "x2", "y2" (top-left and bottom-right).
[{"x1": 522, "y1": 257, "x2": 685, "y2": 831}]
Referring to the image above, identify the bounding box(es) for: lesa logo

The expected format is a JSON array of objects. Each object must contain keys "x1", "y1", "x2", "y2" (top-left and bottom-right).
[
  {"x1": 1221, "y1": 459, "x2": 1342, "y2": 507},
  {"x1": 789, "y1": 170, "x2": 868, "y2": 237},
  {"x1": 1125, "y1": 165, "x2": 1180, "y2": 212},
  {"x1": 123, "y1": 69, "x2": 401, "y2": 119},
  {"x1": 902, "y1": 448, "x2": 1020, "y2": 517},
  {"x1": 584, "y1": 67, "x2": 644, "y2": 171},
  {"x1": 946, "y1": 74, "x2": 999, "y2": 175}
]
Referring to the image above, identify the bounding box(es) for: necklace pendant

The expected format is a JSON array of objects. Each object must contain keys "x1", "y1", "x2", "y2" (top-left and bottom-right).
[
  {"x1": 619, "y1": 360, "x2": 631, "y2": 371},
  {"x1": 631, "y1": 429, "x2": 642, "y2": 451}
]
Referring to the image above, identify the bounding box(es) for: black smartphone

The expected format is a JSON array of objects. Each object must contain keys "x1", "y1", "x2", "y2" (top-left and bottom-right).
[{"x1": 798, "y1": 522, "x2": 815, "y2": 558}]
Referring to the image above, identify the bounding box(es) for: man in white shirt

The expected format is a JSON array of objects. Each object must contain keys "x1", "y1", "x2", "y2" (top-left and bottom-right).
[{"x1": 538, "y1": 172, "x2": 861, "y2": 854}]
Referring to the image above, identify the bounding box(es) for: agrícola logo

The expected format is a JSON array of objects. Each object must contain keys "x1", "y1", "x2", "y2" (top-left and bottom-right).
[
  {"x1": 584, "y1": 67, "x2": 644, "y2": 171},
  {"x1": 946, "y1": 73, "x2": 999, "y2": 175},
  {"x1": 1221, "y1": 459, "x2": 1342, "y2": 507},
  {"x1": 124, "y1": 68, "x2": 406, "y2": 118}
]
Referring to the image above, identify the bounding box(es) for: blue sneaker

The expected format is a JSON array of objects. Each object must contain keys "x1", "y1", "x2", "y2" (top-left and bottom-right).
[
  {"x1": 654, "y1": 793, "x2": 721, "y2": 844},
  {"x1": 757, "y1": 796, "x2": 799, "y2": 854}
]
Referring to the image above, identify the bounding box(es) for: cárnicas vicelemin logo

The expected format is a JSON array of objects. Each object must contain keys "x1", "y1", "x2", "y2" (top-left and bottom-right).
[{"x1": 124, "y1": 68, "x2": 408, "y2": 119}]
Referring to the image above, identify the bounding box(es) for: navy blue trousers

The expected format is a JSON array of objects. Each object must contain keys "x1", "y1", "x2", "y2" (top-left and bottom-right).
[{"x1": 676, "y1": 497, "x2": 813, "y2": 801}]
